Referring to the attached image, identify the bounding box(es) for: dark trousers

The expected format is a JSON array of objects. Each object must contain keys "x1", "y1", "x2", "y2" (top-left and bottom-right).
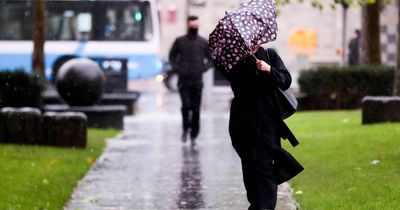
[{"x1": 178, "y1": 83, "x2": 203, "y2": 139}]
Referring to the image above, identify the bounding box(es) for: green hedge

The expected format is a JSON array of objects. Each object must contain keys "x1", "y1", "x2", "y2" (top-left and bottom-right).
[
  {"x1": 298, "y1": 66, "x2": 395, "y2": 109},
  {"x1": 0, "y1": 70, "x2": 43, "y2": 108}
]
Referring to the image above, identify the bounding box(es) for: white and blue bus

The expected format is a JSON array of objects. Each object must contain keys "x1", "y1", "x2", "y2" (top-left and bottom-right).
[{"x1": 0, "y1": 0, "x2": 161, "y2": 80}]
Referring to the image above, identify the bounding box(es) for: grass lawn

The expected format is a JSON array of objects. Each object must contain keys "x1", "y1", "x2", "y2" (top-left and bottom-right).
[
  {"x1": 284, "y1": 111, "x2": 400, "y2": 210},
  {"x1": 0, "y1": 129, "x2": 119, "y2": 210}
]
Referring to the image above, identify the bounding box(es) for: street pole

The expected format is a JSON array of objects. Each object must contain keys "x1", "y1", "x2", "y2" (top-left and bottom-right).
[
  {"x1": 342, "y1": 3, "x2": 349, "y2": 65},
  {"x1": 394, "y1": 0, "x2": 400, "y2": 96},
  {"x1": 185, "y1": 0, "x2": 190, "y2": 22}
]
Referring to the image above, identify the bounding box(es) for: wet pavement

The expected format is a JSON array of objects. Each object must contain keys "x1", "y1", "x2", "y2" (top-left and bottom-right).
[{"x1": 65, "y1": 80, "x2": 297, "y2": 210}]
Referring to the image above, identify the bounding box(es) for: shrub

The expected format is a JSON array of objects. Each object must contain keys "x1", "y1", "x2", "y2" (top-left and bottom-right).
[
  {"x1": 298, "y1": 66, "x2": 394, "y2": 109},
  {"x1": 0, "y1": 69, "x2": 43, "y2": 108}
]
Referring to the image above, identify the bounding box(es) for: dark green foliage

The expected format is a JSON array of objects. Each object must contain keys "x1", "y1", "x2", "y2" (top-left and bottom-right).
[
  {"x1": 0, "y1": 69, "x2": 43, "y2": 108},
  {"x1": 298, "y1": 66, "x2": 394, "y2": 109}
]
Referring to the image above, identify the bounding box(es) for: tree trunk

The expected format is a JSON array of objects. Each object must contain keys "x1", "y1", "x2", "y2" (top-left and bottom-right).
[
  {"x1": 32, "y1": 0, "x2": 46, "y2": 79},
  {"x1": 361, "y1": 0, "x2": 381, "y2": 65},
  {"x1": 394, "y1": 0, "x2": 400, "y2": 96}
]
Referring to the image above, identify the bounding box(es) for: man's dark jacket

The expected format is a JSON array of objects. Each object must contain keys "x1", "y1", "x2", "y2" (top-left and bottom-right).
[{"x1": 169, "y1": 34, "x2": 212, "y2": 84}]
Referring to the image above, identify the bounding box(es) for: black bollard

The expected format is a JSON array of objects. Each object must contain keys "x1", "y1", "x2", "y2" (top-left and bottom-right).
[
  {"x1": 41, "y1": 112, "x2": 58, "y2": 146},
  {"x1": 0, "y1": 108, "x2": 6, "y2": 142},
  {"x1": 362, "y1": 96, "x2": 400, "y2": 124},
  {"x1": 56, "y1": 58, "x2": 105, "y2": 106},
  {"x1": 0, "y1": 107, "x2": 42, "y2": 144},
  {"x1": 43, "y1": 112, "x2": 87, "y2": 148}
]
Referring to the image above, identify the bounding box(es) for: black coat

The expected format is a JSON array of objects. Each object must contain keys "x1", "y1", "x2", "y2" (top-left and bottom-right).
[
  {"x1": 223, "y1": 47, "x2": 303, "y2": 184},
  {"x1": 169, "y1": 34, "x2": 213, "y2": 85},
  {"x1": 348, "y1": 37, "x2": 360, "y2": 66}
]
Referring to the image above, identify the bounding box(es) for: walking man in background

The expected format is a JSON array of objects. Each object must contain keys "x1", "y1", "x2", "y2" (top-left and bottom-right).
[
  {"x1": 169, "y1": 15, "x2": 212, "y2": 146},
  {"x1": 348, "y1": 29, "x2": 361, "y2": 66}
]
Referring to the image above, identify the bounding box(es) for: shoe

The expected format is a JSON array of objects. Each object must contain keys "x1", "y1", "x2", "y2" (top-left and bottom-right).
[
  {"x1": 190, "y1": 136, "x2": 196, "y2": 147},
  {"x1": 181, "y1": 132, "x2": 188, "y2": 143}
]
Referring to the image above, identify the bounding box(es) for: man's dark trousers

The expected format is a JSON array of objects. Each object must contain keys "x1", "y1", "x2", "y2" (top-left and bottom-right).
[{"x1": 178, "y1": 82, "x2": 203, "y2": 139}]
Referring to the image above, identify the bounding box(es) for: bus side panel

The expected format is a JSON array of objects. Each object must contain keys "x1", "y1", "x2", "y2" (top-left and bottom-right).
[
  {"x1": 80, "y1": 53, "x2": 162, "y2": 79},
  {"x1": 0, "y1": 54, "x2": 31, "y2": 73},
  {"x1": 0, "y1": 52, "x2": 70, "y2": 80},
  {"x1": 0, "y1": 52, "x2": 161, "y2": 80},
  {"x1": 127, "y1": 54, "x2": 161, "y2": 79}
]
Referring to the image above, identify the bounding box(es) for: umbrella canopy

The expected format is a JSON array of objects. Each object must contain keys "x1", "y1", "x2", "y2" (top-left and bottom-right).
[{"x1": 209, "y1": 0, "x2": 278, "y2": 71}]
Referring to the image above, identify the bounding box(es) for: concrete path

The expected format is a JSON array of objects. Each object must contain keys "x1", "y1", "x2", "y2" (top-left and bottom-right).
[{"x1": 65, "y1": 81, "x2": 297, "y2": 210}]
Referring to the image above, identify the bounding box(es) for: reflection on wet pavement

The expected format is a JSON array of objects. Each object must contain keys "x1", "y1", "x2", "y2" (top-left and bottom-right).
[
  {"x1": 66, "y1": 82, "x2": 296, "y2": 210},
  {"x1": 178, "y1": 147, "x2": 205, "y2": 209}
]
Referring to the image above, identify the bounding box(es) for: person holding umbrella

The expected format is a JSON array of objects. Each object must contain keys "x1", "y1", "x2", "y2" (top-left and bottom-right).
[{"x1": 209, "y1": 0, "x2": 303, "y2": 209}]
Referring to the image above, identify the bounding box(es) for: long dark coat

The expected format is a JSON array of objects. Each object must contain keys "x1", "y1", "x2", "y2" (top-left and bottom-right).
[{"x1": 223, "y1": 47, "x2": 303, "y2": 184}]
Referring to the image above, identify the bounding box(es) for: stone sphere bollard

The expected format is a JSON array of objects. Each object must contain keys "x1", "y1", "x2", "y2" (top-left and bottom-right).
[
  {"x1": 0, "y1": 107, "x2": 42, "y2": 144},
  {"x1": 56, "y1": 58, "x2": 105, "y2": 106}
]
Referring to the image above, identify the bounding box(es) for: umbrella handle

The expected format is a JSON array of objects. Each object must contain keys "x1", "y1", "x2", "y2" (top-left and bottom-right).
[
  {"x1": 251, "y1": 54, "x2": 258, "y2": 61},
  {"x1": 252, "y1": 54, "x2": 260, "y2": 75}
]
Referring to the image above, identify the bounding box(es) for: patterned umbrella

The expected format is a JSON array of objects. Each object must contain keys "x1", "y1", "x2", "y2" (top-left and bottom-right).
[{"x1": 209, "y1": 0, "x2": 278, "y2": 71}]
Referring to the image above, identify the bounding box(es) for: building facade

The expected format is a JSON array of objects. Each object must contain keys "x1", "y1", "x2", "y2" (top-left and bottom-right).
[{"x1": 156, "y1": 0, "x2": 397, "y2": 87}]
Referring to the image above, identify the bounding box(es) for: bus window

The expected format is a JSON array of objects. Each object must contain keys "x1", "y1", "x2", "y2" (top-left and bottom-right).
[
  {"x1": 47, "y1": 9, "x2": 93, "y2": 41},
  {"x1": 103, "y1": 6, "x2": 142, "y2": 40},
  {"x1": 101, "y1": 3, "x2": 152, "y2": 41},
  {"x1": 77, "y1": 13, "x2": 92, "y2": 41},
  {"x1": 0, "y1": 2, "x2": 33, "y2": 40}
]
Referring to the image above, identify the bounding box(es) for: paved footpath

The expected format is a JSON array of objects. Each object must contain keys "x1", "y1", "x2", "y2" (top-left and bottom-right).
[{"x1": 65, "y1": 84, "x2": 297, "y2": 210}]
